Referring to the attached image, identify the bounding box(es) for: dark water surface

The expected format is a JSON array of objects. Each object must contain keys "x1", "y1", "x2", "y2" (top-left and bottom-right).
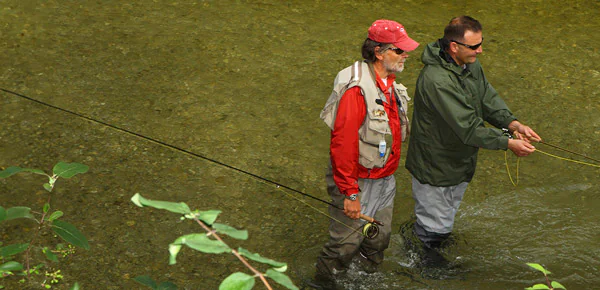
[{"x1": 1, "y1": 1, "x2": 599, "y2": 289}]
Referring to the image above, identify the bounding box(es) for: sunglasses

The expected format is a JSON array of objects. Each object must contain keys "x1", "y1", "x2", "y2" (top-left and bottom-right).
[
  {"x1": 452, "y1": 38, "x2": 484, "y2": 50},
  {"x1": 388, "y1": 47, "x2": 405, "y2": 55}
]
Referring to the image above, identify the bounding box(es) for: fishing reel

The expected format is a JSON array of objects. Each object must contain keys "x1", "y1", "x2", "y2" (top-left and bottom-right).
[
  {"x1": 501, "y1": 128, "x2": 514, "y2": 139},
  {"x1": 362, "y1": 222, "x2": 380, "y2": 239}
]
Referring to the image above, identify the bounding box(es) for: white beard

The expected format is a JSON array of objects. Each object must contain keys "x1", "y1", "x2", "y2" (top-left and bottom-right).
[{"x1": 384, "y1": 59, "x2": 404, "y2": 73}]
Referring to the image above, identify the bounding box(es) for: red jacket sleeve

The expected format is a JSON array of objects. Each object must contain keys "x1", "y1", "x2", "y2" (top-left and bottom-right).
[{"x1": 330, "y1": 87, "x2": 366, "y2": 196}]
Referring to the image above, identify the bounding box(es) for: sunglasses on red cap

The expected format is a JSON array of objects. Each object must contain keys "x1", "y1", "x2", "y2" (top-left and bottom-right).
[{"x1": 452, "y1": 37, "x2": 484, "y2": 50}]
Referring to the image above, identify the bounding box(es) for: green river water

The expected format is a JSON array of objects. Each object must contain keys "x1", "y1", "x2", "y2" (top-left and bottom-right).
[{"x1": 1, "y1": 1, "x2": 599, "y2": 289}]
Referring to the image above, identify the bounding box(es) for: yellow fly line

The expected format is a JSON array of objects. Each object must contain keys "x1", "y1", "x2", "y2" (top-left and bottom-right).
[
  {"x1": 535, "y1": 149, "x2": 600, "y2": 168},
  {"x1": 504, "y1": 151, "x2": 520, "y2": 186},
  {"x1": 505, "y1": 147, "x2": 600, "y2": 187}
]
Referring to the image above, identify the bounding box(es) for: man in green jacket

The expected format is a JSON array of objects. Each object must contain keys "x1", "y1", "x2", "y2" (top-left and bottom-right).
[{"x1": 405, "y1": 16, "x2": 541, "y2": 258}]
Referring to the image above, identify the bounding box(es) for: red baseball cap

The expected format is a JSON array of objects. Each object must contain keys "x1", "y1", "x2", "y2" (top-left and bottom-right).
[{"x1": 368, "y1": 19, "x2": 419, "y2": 52}]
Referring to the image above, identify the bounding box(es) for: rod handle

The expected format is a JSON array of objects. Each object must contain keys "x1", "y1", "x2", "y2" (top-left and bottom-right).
[{"x1": 360, "y1": 214, "x2": 383, "y2": 226}]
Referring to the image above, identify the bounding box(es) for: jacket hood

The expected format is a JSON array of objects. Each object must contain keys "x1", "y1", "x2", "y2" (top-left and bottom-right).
[
  {"x1": 421, "y1": 40, "x2": 444, "y2": 65},
  {"x1": 421, "y1": 39, "x2": 465, "y2": 75}
]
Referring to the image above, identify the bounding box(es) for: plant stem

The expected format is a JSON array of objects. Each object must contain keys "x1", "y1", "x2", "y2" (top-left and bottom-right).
[
  {"x1": 545, "y1": 274, "x2": 552, "y2": 289},
  {"x1": 193, "y1": 218, "x2": 273, "y2": 290},
  {"x1": 23, "y1": 193, "x2": 52, "y2": 280}
]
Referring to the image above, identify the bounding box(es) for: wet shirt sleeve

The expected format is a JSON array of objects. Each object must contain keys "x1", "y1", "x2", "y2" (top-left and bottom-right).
[{"x1": 330, "y1": 87, "x2": 365, "y2": 196}]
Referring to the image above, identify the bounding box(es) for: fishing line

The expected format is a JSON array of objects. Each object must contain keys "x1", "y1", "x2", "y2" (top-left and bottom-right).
[
  {"x1": 1, "y1": 88, "x2": 374, "y2": 237},
  {"x1": 275, "y1": 187, "x2": 366, "y2": 235},
  {"x1": 504, "y1": 141, "x2": 600, "y2": 186},
  {"x1": 504, "y1": 151, "x2": 520, "y2": 186},
  {"x1": 538, "y1": 140, "x2": 600, "y2": 163},
  {"x1": 0, "y1": 88, "x2": 324, "y2": 200},
  {"x1": 535, "y1": 149, "x2": 600, "y2": 168}
]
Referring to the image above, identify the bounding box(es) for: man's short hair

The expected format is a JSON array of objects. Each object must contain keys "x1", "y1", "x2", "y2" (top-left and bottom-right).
[
  {"x1": 361, "y1": 38, "x2": 393, "y2": 62},
  {"x1": 443, "y1": 16, "x2": 482, "y2": 43}
]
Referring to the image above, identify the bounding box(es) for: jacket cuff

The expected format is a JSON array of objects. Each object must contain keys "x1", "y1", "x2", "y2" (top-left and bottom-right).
[
  {"x1": 342, "y1": 188, "x2": 360, "y2": 196},
  {"x1": 499, "y1": 135, "x2": 510, "y2": 150},
  {"x1": 502, "y1": 116, "x2": 518, "y2": 132}
]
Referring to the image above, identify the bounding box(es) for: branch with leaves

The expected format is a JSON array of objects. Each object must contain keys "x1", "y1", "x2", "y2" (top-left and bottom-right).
[
  {"x1": 525, "y1": 263, "x2": 566, "y2": 290},
  {"x1": 0, "y1": 162, "x2": 88, "y2": 289},
  {"x1": 131, "y1": 193, "x2": 298, "y2": 290}
]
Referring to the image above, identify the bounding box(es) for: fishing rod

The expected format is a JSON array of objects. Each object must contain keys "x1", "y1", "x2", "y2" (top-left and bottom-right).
[
  {"x1": 538, "y1": 140, "x2": 600, "y2": 163},
  {"x1": 0, "y1": 88, "x2": 383, "y2": 232},
  {"x1": 272, "y1": 183, "x2": 382, "y2": 226}
]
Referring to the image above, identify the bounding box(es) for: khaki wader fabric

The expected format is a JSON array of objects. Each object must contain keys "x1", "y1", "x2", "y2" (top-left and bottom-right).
[{"x1": 316, "y1": 165, "x2": 396, "y2": 278}]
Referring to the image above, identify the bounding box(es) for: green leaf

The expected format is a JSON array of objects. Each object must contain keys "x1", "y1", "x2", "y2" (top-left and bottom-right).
[
  {"x1": 52, "y1": 162, "x2": 89, "y2": 178},
  {"x1": 266, "y1": 269, "x2": 298, "y2": 290},
  {"x1": 273, "y1": 264, "x2": 288, "y2": 273},
  {"x1": 526, "y1": 263, "x2": 551, "y2": 275},
  {"x1": 133, "y1": 275, "x2": 158, "y2": 289},
  {"x1": 172, "y1": 234, "x2": 230, "y2": 254},
  {"x1": 157, "y1": 281, "x2": 178, "y2": 290},
  {"x1": 52, "y1": 220, "x2": 90, "y2": 250},
  {"x1": 43, "y1": 183, "x2": 53, "y2": 192},
  {"x1": 0, "y1": 243, "x2": 29, "y2": 258},
  {"x1": 0, "y1": 166, "x2": 46, "y2": 178},
  {"x1": 218, "y1": 272, "x2": 255, "y2": 290},
  {"x1": 168, "y1": 244, "x2": 182, "y2": 265},
  {"x1": 131, "y1": 193, "x2": 191, "y2": 215},
  {"x1": 0, "y1": 261, "x2": 23, "y2": 272},
  {"x1": 525, "y1": 284, "x2": 551, "y2": 289},
  {"x1": 0, "y1": 166, "x2": 23, "y2": 178},
  {"x1": 43, "y1": 203, "x2": 50, "y2": 213},
  {"x1": 0, "y1": 206, "x2": 6, "y2": 221},
  {"x1": 5, "y1": 207, "x2": 34, "y2": 221},
  {"x1": 194, "y1": 210, "x2": 221, "y2": 225},
  {"x1": 46, "y1": 211, "x2": 64, "y2": 222},
  {"x1": 238, "y1": 247, "x2": 286, "y2": 268},
  {"x1": 213, "y1": 223, "x2": 248, "y2": 240},
  {"x1": 69, "y1": 282, "x2": 80, "y2": 290},
  {"x1": 551, "y1": 281, "x2": 566, "y2": 289},
  {"x1": 43, "y1": 247, "x2": 59, "y2": 262}
]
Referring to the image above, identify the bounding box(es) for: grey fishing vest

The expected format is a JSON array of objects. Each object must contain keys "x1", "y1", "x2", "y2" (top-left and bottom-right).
[{"x1": 320, "y1": 61, "x2": 411, "y2": 169}]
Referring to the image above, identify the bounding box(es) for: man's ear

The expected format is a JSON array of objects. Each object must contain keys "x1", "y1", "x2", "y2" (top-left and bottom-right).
[
  {"x1": 375, "y1": 46, "x2": 385, "y2": 61},
  {"x1": 449, "y1": 42, "x2": 459, "y2": 54}
]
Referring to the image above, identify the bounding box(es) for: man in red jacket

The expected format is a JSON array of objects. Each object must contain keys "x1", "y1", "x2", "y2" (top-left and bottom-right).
[{"x1": 312, "y1": 19, "x2": 419, "y2": 288}]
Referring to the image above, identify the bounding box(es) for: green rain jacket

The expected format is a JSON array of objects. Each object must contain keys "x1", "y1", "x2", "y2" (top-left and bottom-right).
[{"x1": 405, "y1": 40, "x2": 517, "y2": 186}]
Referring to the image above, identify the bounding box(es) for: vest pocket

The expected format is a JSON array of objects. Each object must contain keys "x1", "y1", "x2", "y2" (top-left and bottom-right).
[
  {"x1": 358, "y1": 111, "x2": 393, "y2": 168},
  {"x1": 358, "y1": 132, "x2": 392, "y2": 168}
]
